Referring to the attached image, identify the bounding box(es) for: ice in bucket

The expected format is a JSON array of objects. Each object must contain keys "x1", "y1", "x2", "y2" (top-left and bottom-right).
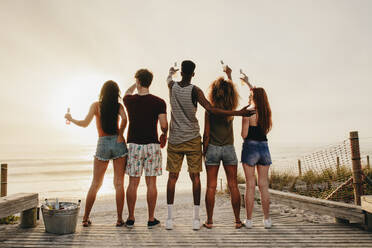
[{"x1": 41, "y1": 199, "x2": 80, "y2": 234}]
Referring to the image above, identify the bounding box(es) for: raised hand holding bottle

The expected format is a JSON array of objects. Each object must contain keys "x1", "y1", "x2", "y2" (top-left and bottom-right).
[{"x1": 65, "y1": 108, "x2": 71, "y2": 125}]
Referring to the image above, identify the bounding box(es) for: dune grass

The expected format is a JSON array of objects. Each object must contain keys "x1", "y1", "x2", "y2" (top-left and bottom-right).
[
  {"x1": 269, "y1": 165, "x2": 371, "y2": 203},
  {"x1": 222, "y1": 163, "x2": 371, "y2": 203}
]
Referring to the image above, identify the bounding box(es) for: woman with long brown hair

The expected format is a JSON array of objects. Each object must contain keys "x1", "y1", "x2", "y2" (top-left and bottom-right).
[
  {"x1": 64, "y1": 80, "x2": 128, "y2": 227},
  {"x1": 240, "y1": 74, "x2": 273, "y2": 229},
  {"x1": 203, "y1": 65, "x2": 242, "y2": 229}
]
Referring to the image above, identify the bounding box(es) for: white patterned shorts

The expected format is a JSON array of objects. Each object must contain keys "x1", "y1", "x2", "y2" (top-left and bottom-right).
[{"x1": 126, "y1": 143, "x2": 162, "y2": 177}]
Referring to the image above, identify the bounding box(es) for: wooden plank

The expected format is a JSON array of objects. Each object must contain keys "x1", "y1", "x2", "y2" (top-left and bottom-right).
[
  {"x1": 2, "y1": 192, "x2": 371, "y2": 247},
  {"x1": 238, "y1": 185, "x2": 364, "y2": 223},
  {"x1": 361, "y1": 195, "x2": 372, "y2": 213},
  {"x1": 0, "y1": 193, "x2": 38, "y2": 218},
  {"x1": 1, "y1": 223, "x2": 372, "y2": 248}
]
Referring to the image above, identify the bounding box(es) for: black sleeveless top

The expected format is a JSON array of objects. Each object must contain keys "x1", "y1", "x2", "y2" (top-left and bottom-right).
[{"x1": 245, "y1": 125, "x2": 267, "y2": 141}]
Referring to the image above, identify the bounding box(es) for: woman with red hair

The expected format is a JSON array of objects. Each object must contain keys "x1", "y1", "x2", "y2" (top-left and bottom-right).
[{"x1": 240, "y1": 74, "x2": 273, "y2": 229}]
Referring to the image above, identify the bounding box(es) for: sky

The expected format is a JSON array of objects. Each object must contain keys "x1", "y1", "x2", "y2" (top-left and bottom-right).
[{"x1": 0, "y1": 0, "x2": 372, "y2": 146}]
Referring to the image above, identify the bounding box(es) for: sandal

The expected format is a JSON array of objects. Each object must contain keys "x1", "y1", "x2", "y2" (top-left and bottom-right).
[
  {"x1": 235, "y1": 221, "x2": 243, "y2": 229},
  {"x1": 203, "y1": 221, "x2": 213, "y2": 229},
  {"x1": 116, "y1": 219, "x2": 125, "y2": 227},
  {"x1": 82, "y1": 219, "x2": 92, "y2": 227}
]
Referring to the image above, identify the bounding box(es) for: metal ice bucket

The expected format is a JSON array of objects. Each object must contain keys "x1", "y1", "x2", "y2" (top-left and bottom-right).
[{"x1": 41, "y1": 202, "x2": 80, "y2": 235}]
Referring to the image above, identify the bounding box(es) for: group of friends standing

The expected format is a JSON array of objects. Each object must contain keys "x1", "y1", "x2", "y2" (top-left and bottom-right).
[{"x1": 64, "y1": 60, "x2": 273, "y2": 230}]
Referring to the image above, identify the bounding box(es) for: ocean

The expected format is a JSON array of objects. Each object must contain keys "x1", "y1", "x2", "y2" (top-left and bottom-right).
[{"x1": 1, "y1": 140, "x2": 371, "y2": 200}]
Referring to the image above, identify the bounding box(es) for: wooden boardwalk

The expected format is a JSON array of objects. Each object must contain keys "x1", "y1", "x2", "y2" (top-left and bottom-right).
[
  {"x1": 1, "y1": 195, "x2": 372, "y2": 248},
  {"x1": 1, "y1": 223, "x2": 372, "y2": 247}
]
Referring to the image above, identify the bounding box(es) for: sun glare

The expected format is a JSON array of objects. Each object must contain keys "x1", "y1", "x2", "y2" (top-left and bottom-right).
[{"x1": 49, "y1": 73, "x2": 108, "y2": 144}]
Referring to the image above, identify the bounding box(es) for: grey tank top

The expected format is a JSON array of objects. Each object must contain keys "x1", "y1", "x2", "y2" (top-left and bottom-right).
[{"x1": 168, "y1": 82, "x2": 200, "y2": 145}]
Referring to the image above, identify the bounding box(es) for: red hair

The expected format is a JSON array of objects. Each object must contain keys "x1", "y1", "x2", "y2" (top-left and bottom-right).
[{"x1": 252, "y1": 87, "x2": 272, "y2": 134}]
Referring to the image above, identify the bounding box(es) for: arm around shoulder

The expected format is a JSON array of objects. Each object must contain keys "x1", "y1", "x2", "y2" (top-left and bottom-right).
[{"x1": 196, "y1": 86, "x2": 253, "y2": 117}]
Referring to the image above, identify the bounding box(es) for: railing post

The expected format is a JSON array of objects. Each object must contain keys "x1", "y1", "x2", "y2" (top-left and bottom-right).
[
  {"x1": 1, "y1": 163, "x2": 7, "y2": 197},
  {"x1": 349, "y1": 131, "x2": 363, "y2": 205},
  {"x1": 336, "y1": 157, "x2": 340, "y2": 174},
  {"x1": 298, "y1": 160, "x2": 302, "y2": 177},
  {"x1": 367, "y1": 155, "x2": 370, "y2": 170}
]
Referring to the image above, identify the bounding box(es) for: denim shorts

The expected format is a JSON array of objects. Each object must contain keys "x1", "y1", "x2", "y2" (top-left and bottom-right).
[
  {"x1": 95, "y1": 135, "x2": 128, "y2": 161},
  {"x1": 205, "y1": 144, "x2": 238, "y2": 166},
  {"x1": 241, "y1": 140, "x2": 272, "y2": 166}
]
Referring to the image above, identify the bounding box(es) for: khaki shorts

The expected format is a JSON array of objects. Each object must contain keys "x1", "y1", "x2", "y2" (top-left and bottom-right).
[{"x1": 166, "y1": 136, "x2": 202, "y2": 173}]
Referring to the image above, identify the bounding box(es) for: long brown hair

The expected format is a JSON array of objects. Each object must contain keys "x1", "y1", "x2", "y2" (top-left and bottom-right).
[
  {"x1": 208, "y1": 77, "x2": 239, "y2": 120},
  {"x1": 252, "y1": 87, "x2": 272, "y2": 134},
  {"x1": 99, "y1": 80, "x2": 121, "y2": 135}
]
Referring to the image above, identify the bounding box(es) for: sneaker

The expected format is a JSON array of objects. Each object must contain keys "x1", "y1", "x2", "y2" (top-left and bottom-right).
[
  {"x1": 263, "y1": 218, "x2": 272, "y2": 229},
  {"x1": 147, "y1": 218, "x2": 160, "y2": 229},
  {"x1": 165, "y1": 219, "x2": 173, "y2": 230},
  {"x1": 192, "y1": 219, "x2": 200, "y2": 230},
  {"x1": 125, "y1": 219, "x2": 135, "y2": 228},
  {"x1": 244, "y1": 219, "x2": 252, "y2": 229}
]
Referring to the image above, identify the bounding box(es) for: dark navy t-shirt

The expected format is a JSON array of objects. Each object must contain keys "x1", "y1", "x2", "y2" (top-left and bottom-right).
[{"x1": 123, "y1": 94, "x2": 166, "y2": 144}]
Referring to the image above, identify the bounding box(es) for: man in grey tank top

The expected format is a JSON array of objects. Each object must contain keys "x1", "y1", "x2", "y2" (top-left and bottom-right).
[{"x1": 165, "y1": 60, "x2": 255, "y2": 230}]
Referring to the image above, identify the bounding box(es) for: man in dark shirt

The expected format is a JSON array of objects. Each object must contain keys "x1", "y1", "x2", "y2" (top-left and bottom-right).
[{"x1": 123, "y1": 69, "x2": 168, "y2": 229}]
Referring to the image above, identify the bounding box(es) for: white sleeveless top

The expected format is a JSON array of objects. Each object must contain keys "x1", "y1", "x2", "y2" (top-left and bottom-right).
[{"x1": 168, "y1": 82, "x2": 200, "y2": 145}]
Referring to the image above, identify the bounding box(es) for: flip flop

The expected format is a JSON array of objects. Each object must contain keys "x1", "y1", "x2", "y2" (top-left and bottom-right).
[
  {"x1": 116, "y1": 220, "x2": 125, "y2": 227},
  {"x1": 203, "y1": 222, "x2": 213, "y2": 229},
  {"x1": 82, "y1": 219, "x2": 92, "y2": 227},
  {"x1": 235, "y1": 221, "x2": 243, "y2": 229}
]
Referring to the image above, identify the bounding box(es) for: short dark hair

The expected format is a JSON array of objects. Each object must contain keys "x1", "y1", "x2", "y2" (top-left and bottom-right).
[
  {"x1": 135, "y1": 69, "x2": 153, "y2": 88},
  {"x1": 181, "y1": 60, "x2": 196, "y2": 76}
]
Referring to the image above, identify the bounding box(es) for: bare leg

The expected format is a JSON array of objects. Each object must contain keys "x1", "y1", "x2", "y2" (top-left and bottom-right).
[
  {"x1": 189, "y1": 172, "x2": 201, "y2": 205},
  {"x1": 83, "y1": 158, "x2": 109, "y2": 222},
  {"x1": 205, "y1": 165, "x2": 219, "y2": 224},
  {"x1": 223, "y1": 165, "x2": 241, "y2": 224},
  {"x1": 242, "y1": 164, "x2": 256, "y2": 219},
  {"x1": 126, "y1": 176, "x2": 140, "y2": 221},
  {"x1": 113, "y1": 156, "x2": 126, "y2": 223},
  {"x1": 257, "y1": 165, "x2": 270, "y2": 219},
  {"x1": 145, "y1": 176, "x2": 157, "y2": 221},
  {"x1": 167, "y1": 172, "x2": 179, "y2": 204}
]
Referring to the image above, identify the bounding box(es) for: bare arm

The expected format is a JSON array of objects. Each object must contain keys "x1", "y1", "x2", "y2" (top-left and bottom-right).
[
  {"x1": 167, "y1": 67, "x2": 178, "y2": 89},
  {"x1": 159, "y1": 113, "x2": 168, "y2": 134},
  {"x1": 241, "y1": 116, "x2": 250, "y2": 139},
  {"x1": 65, "y1": 103, "x2": 96, "y2": 128},
  {"x1": 240, "y1": 73, "x2": 254, "y2": 89},
  {"x1": 117, "y1": 105, "x2": 127, "y2": 142},
  {"x1": 196, "y1": 87, "x2": 254, "y2": 117},
  {"x1": 158, "y1": 113, "x2": 168, "y2": 148},
  {"x1": 224, "y1": 65, "x2": 232, "y2": 80},
  {"x1": 125, "y1": 83, "x2": 137, "y2": 96},
  {"x1": 202, "y1": 111, "x2": 210, "y2": 156}
]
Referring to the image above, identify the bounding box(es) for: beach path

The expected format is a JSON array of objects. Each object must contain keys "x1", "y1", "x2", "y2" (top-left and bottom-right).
[{"x1": 1, "y1": 194, "x2": 372, "y2": 247}]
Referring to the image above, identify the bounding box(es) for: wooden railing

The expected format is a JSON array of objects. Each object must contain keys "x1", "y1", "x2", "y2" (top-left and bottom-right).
[{"x1": 0, "y1": 163, "x2": 38, "y2": 228}]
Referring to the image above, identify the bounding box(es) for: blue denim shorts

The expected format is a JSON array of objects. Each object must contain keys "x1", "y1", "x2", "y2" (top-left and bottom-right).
[
  {"x1": 205, "y1": 144, "x2": 238, "y2": 166},
  {"x1": 95, "y1": 136, "x2": 128, "y2": 161},
  {"x1": 241, "y1": 140, "x2": 272, "y2": 166}
]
